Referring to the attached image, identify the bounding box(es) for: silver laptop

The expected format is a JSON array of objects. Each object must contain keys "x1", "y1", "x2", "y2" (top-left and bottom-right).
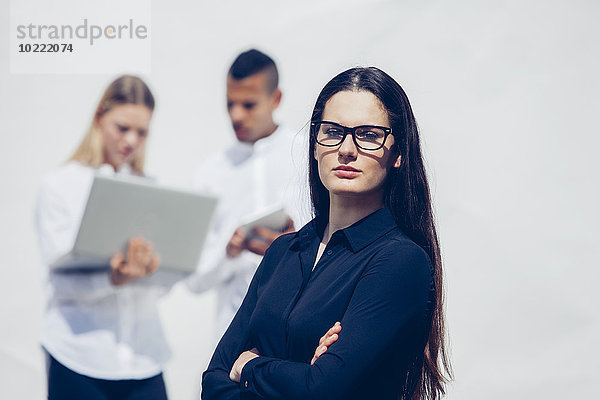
[{"x1": 51, "y1": 174, "x2": 218, "y2": 274}]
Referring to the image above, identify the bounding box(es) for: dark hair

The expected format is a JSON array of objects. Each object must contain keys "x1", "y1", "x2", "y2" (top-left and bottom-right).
[
  {"x1": 228, "y1": 49, "x2": 279, "y2": 93},
  {"x1": 309, "y1": 67, "x2": 451, "y2": 399}
]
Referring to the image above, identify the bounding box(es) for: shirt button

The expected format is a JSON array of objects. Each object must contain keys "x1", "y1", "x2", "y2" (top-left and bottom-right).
[
  {"x1": 326, "y1": 250, "x2": 333, "y2": 256},
  {"x1": 244, "y1": 381, "x2": 249, "y2": 388}
]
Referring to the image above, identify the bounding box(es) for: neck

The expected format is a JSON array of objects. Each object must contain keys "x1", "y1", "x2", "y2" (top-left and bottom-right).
[{"x1": 324, "y1": 190, "x2": 384, "y2": 242}]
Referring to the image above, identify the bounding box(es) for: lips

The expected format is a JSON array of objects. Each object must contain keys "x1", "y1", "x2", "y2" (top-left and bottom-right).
[
  {"x1": 333, "y1": 165, "x2": 361, "y2": 178},
  {"x1": 118, "y1": 149, "x2": 132, "y2": 159},
  {"x1": 333, "y1": 165, "x2": 360, "y2": 172},
  {"x1": 233, "y1": 124, "x2": 247, "y2": 136}
]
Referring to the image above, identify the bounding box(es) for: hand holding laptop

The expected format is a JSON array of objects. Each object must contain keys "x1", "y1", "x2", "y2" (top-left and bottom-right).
[
  {"x1": 52, "y1": 174, "x2": 219, "y2": 274},
  {"x1": 109, "y1": 237, "x2": 161, "y2": 286}
]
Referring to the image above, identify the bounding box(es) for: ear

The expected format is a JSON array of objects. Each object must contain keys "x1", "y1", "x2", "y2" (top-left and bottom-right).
[
  {"x1": 313, "y1": 144, "x2": 318, "y2": 161},
  {"x1": 271, "y1": 88, "x2": 282, "y2": 110},
  {"x1": 393, "y1": 154, "x2": 401, "y2": 168}
]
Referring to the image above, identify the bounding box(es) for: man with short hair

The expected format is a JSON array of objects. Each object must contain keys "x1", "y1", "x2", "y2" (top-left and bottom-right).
[
  {"x1": 187, "y1": 49, "x2": 306, "y2": 340},
  {"x1": 226, "y1": 50, "x2": 280, "y2": 145}
]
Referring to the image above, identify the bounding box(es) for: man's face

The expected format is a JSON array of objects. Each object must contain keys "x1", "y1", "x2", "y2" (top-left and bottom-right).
[{"x1": 226, "y1": 72, "x2": 281, "y2": 143}]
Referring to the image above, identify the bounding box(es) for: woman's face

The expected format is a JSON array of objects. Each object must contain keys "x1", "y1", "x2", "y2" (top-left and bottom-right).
[
  {"x1": 96, "y1": 104, "x2": 152, "y2": 170},
  {"x1": 315, "y1": 90, "x2": 401, "y2": 201}
]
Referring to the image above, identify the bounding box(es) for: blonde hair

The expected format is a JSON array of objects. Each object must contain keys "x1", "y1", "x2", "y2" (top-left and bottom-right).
[{"x1": 69, "y1": 75, "x2": 155, "y2": 174}]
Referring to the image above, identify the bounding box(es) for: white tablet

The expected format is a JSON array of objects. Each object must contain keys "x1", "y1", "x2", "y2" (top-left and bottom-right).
[
  {"x1": 239, "y1": 205, "x2": 290, "y2": 239},
  {"x1": 51, "y1": 174, "x2": 218, "y2": 274}
]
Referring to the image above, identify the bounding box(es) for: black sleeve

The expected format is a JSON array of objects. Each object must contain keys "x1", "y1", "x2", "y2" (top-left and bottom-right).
[
  {"x1": 201, "y1": 238, "x2": 284, "y2": 400},
  {"x1": 237, "y1": 243, "x2": 432, "y2": 400}
]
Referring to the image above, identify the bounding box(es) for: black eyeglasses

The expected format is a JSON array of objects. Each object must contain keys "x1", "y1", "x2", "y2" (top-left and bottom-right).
[{"x1": 311, "y1": 121, "x2": 392, "y2": 151}]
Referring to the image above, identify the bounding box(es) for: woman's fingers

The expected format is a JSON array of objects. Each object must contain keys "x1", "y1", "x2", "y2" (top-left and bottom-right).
[
  {"x1": 112, "y1": 238, "x2": 160, "y2": 285},
  {"x1": 130, "y1": 238, "x2": 151, "y2": 265},
  {"x1": 318, "y1": 322, "x2": 341, "y2": 345},
  {"x1": 110, "y1": 252, "x2": 124, "y2": 270},
  {"x1": 147, "y1": 253, "x2": 160, "y2": 274},
  {"x1": 323, "y1": 333, "x2": 338, "y2": 347},
  {"x1": 230, "y1": 349, "x2": 260, "y2": 382},
  {"x1": 127, "y1": 238, "x2": 158, "y2": 271},
  {"x1": 312, "y1": 322, "x2": 341, "y2": 365},
  {"x1": 314, "y1": 334, "x2": 337, "y2": 360},
  {"x1": 311, "y1": 344, "x2": 328, "y2": 365}
]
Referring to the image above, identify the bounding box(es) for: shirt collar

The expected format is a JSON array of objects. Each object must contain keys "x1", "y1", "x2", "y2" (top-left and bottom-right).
[
  {"x1": 341, "y1": 207, "x2": 398, "y2": 252},
  {"x1": 227, "y1": 141, "x2": 254, "y2": 165},
  {"x1": 226, "y1": 125, "x2": 283, "y2": 165},
  {"x1": 295, "y1": 207, "x2": 399, "y2": 253}
]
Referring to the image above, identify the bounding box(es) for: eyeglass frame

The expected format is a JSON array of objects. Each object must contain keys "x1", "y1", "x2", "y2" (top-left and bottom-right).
[{"x1": 310, "y1": 120, "x2": 393, "y2": 151}]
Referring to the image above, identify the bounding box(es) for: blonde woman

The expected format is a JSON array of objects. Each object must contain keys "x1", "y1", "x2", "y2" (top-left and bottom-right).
[{"x1": 35, "y1": 76, "x2": 170, "y2": 399}]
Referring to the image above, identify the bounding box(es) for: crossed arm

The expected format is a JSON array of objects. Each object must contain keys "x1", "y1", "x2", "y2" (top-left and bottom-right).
[
  {"x1": 229, "y1": 322, "x2": 341, "y2": 382},
  {"x1": 202, "y1": 242, "x2": 431, "y2": 400}
]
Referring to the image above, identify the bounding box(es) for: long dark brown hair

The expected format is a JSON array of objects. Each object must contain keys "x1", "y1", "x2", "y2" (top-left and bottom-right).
[{"x1": 308, "y1": 67, "x2": 452, "y2": 399}]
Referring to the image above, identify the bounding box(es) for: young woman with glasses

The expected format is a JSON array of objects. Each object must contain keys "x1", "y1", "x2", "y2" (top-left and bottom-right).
[
  {"x1": 202, "y1": 67, "x2": 452, "y2": 399},
  {"x1": 35, "y1": 76, "x2": 171, "y2": 399}
]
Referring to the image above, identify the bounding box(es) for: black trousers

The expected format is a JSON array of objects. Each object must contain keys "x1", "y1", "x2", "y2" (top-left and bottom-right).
[{"x1": 47, "y1": 355, "x2": 168, "y2": 400}]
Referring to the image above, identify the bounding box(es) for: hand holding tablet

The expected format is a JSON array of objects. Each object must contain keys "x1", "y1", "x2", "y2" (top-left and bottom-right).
[{"x1": 227, "y1": 206, "x2": 296, "y2": 257}]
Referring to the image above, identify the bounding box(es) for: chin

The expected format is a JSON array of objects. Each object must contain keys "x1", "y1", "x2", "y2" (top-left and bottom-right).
[
  {"x1": 326, "y1": 181, "x2": 365, "y2": 196},
  {"x1": 234, "y1": 129, "x2": 253, "y2": 142},
  {"x1": 327, "y1": 177, "x2": 387, "y2": 199},
  {"x1": 111, "y1": 156, "x2": 132, "y2": 170}
]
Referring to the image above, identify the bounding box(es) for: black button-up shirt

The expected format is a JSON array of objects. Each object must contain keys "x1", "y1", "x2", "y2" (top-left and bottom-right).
[{"x1": 202, "y1": 207, "x2": 434, "y2": 400}]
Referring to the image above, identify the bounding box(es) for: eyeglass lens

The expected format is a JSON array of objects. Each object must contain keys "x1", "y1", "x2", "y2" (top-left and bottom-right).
[{"x1": 316, "y1": 122, "x2": 387, "y2": 150}]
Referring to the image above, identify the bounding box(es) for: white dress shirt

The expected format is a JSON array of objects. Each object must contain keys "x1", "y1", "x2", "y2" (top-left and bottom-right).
[
  {"x1": 186, "y1": 126, "x2": 309, "y2": 340},
  {"x1": 35, "y1": 161, "x2": 171, "y2": 380}
]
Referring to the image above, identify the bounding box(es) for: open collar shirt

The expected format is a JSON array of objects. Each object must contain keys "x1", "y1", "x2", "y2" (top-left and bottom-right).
[{"x1": 202, "y1": 207, "x2": 434, "y2": 400}]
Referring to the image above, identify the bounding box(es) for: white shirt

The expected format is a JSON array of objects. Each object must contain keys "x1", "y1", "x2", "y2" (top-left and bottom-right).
[
  {"x1": 35, "y1": 161, "x2": 172, "y2": 380},
  {"x1": 186, "y1": 126, "x2": 310, "y2": 339}
]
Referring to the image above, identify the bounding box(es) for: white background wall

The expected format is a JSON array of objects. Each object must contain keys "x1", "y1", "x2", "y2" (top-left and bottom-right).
[{"x1": 1, "y1": 0, "x2": 599, "y2": 398}]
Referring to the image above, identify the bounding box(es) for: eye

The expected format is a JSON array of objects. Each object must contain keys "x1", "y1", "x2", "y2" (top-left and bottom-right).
[
  {"x1": 137, "y1": 129, "x2": 148, "y2": 138},
  {"x1": 243, "y1": 102, "x2": 256, "y2": 110},
  {"x1": 117, "y1": 124, "x2": 129, "y2": 133},
  {"x1": 355, "y1": 127, "x2": 385, "y2": 142},
  {"x1": 324, "y1": 126, "x2": 344, "y2": 138}
]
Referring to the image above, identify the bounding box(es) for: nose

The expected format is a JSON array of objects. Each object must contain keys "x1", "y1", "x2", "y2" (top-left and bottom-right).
[
  {"x1": 123, "y1": 130, "x2": 139, "y2": 147},
  {"x1": 338, "y1": 133, "x2": 358, "y2": 159},
  {"x1": 229, "y1": 104, "x2": 245, "y2": 124}
]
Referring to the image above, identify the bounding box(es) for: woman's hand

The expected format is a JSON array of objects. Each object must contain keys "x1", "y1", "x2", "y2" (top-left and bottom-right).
[
  {"x1": 310, "y1": 322, "x2": 341, "y2": 365},
  {"x1": 229, "y1": 347, "x2": 260, "y2": 382},
  {"x1": 110, "y1": 237, "x2": 160, "y2": 286}
]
